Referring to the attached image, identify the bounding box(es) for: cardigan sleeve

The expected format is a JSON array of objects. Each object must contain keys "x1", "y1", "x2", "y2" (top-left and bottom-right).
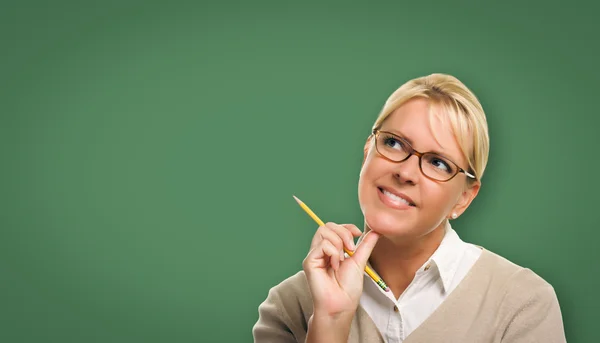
[
  {"x1": 500, "y1": 269, "x2": 567, "y2": 343},
  {"x1": 252, "y1": 272, "x2": 312, "y2": 343},
  {"x1": 252, "y1": 285, "x2": 298, "y2": 343}
]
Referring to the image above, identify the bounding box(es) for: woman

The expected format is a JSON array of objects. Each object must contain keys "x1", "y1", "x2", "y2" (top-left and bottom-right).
[{"x1": 252, "y1": 74, "x2": 566, "y2": 342}]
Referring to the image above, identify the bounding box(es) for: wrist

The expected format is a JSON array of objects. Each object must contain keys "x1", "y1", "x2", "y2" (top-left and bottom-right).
[
  {"x1": 306, "y1": 311, "x2": 354, "y2": 343},
  {"x1": 311, "y1": 309, "x2": 355, "y2": 323}
]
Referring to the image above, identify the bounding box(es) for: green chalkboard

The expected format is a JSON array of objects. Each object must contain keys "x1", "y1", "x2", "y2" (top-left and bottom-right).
[{"x1": 1, "y1": 1, "x2": 597, "y2": 342}]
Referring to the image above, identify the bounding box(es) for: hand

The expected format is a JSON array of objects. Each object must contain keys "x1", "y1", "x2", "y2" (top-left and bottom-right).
[{"x1": 302, "y1": 222, "x2": 380, "y2": 318}]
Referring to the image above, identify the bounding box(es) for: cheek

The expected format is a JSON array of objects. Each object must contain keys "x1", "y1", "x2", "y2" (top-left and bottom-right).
[
  {"x1": 420, "y1": 183, "x2": 460, "y2": 213},
  {"x1": 359, "y1": 155, "x2": 374, "y2": 185},
  {"x1": 357, "y1": 165, "x2": 371, "y2": 204},
  {"x1": 358, "y1": 158, "x2": 380, "y2": 204},
  {"x1": 360, "y1": 151, "x2": 387, "y2": 177}
]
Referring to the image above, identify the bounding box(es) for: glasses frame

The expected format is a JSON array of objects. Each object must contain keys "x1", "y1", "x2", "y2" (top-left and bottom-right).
[{"x1": 371, "y1": 129, "x2": 476, "y2": 182}]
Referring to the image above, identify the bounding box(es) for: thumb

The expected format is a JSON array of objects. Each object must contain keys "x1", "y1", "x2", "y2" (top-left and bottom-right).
[{"x1": 351, "y1": 231, "x2": 380, "y2": 270}]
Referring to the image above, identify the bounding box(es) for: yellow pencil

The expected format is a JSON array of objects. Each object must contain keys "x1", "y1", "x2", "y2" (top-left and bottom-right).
[{"x1": 293, "y1": 195, "x2": 390, "y2": 292}]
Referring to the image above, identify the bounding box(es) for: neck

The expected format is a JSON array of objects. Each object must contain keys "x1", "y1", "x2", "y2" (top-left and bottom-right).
[{"x1": 366, "y1": 222, "x2": 447, "y2": 299}]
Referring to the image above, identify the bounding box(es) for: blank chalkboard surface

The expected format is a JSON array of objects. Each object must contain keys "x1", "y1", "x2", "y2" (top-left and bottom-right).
[{"x1": 1, "y1": 1, "x2": 597, "y2": 342}]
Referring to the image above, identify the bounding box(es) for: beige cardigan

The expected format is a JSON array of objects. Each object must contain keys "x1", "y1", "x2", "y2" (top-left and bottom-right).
[{"x1": 252, "y1": 248, "x2": 566, "y2": 342}]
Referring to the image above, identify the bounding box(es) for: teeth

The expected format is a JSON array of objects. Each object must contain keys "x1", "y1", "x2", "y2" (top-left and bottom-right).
[{"x1": 382, "y1": 189, "x2": 411, "y2": 206}]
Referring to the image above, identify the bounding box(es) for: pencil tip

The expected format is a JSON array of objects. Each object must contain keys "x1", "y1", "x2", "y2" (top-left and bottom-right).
[{"x1": 292, "y1": 195, "x2": 301, "y2": 204}]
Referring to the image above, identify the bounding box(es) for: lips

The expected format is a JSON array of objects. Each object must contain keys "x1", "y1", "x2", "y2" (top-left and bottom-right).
[{"x1": 377, "y1": 187, "x2": 416, "y2": 207}]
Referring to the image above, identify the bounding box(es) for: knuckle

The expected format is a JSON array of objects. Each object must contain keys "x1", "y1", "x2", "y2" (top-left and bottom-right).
[
  {"x1": 343, "y1": 228, "x2": 352, "y2": 238},
  {"x1": 325, "y1": 222, "x2": 338, "y2": 230},
  {"x1": 332, "y1": 231, "x2": 343, "y2": 241},
  {"x1": 331, "y1": 236, "x2": 343, "y2": 248},
  {"x1": 324, "y1": 240, "x2": 335, "y2": 250}
]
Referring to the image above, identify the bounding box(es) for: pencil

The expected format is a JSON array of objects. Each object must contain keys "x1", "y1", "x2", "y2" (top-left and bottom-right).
[{"x1": 292, "y1": 195, "x2": 390, "y2": 292}]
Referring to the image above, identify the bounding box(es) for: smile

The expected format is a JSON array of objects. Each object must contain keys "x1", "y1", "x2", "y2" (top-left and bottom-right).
[{"x1": 378, "y1": 187, "x2": 416, "y2": 209}]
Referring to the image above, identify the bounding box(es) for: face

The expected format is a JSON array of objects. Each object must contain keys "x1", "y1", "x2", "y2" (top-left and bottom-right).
[{"x1": 358, "y1": 97, "x2": 480, "y2": 240}]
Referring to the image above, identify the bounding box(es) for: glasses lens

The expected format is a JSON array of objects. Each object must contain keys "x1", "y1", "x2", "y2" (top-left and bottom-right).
[
  {"x1": 421, "y1": 153, "x2": 457, "y2": 181},
  {"x1": 376, "y1": 132, "x2": 410, "y2": 161}
]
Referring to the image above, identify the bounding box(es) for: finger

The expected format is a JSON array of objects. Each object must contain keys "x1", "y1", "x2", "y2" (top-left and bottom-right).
[
  {"x1": 303, "y1": 239, "x2": 340, "y2": 271},
  {"x1": 321, "y1": 240, "x2": 340, "y2": 271},
  {"x1": 342, "y1": 224, "x2": 363, "y2": 237},
  {"x1": 311, "y1": 224, "x2": 344, "y2": 253},
  {"x1": 350, "y1": 231, "x2": 380, "y2": 270},
  {"x1": 326, "y1": 222, "x2": 356, "y2": 251}
]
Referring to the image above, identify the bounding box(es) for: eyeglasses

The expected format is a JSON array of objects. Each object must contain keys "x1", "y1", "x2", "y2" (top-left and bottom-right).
[{"x1": 372, "y1": 129, "x2": 476, "y2": 182}]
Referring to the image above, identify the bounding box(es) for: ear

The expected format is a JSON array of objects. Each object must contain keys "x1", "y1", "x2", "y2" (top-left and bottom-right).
[{"x1": 450, "y1": 181, "x2": 481, "y2": 219}]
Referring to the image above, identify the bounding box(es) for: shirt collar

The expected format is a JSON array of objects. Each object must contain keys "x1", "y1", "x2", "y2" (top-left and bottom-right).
[
  {"x1": 360, "y1": 221, "x2": 469, "y2": 294},
  {"x1": 420, "y1": 221, "x2": 467, "y2": 293}
]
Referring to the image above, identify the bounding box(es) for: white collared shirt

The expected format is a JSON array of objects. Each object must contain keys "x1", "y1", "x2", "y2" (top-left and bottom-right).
[{"x1": 359, "y1": 222, "x2": 482, "y2": 343}]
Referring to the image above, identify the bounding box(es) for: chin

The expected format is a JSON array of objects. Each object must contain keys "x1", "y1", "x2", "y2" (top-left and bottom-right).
[{"x1": 362, "y1": 206, "x2": 415, "y2": 237}]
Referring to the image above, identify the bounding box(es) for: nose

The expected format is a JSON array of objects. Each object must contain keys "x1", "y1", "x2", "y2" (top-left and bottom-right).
[{"x1": 393, "y1": 154, "x2": 420, "y2": 185}]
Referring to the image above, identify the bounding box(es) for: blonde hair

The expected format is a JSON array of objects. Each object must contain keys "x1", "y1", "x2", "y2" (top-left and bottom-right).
[{"x1": 372, "y1": 73, "x2": 489, "y2": 182}]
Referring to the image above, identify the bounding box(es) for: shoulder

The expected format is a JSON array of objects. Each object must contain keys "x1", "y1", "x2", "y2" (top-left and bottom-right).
[
  {"x1": 252, "y1": 271, "x2": 314, "y2": 342},
  {"x1": 479, "y1": 249, "x2": 566, "y2": 341},
  {"x1": 479, "y1": 248, "x2": 565, "y2": 340},
  {"x1": 260, "y1": 270, "x2": 313, "y2": 309},
  {"x1": 264, "y1": 271, "x2": 312, "y2": 307},
  {"x1": 273, "y1": 270, "x2": 311, "y2": 297},
  {"x1": 490, "y1": 249, "x2": 557, "y2": 299},
  {"x1": 460, "y1": 247, "x2": 558, "y2": 311},
  {"x1": 269, "y1": 270, "x2": 314, "y2": 321},
  {"x1": 479, "y1": 248, "x2": 555, "y2": 293}
]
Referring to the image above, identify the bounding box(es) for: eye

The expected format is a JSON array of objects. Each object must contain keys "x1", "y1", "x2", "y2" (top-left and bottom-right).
[
  {"x1": 382, "y1": 134, "x2": 406, "y2": 151},
  {"x1": 429, "y1": 157, "x2": 453, "y2": 173}
]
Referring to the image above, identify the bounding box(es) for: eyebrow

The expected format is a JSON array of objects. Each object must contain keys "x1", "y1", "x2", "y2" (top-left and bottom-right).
[{"x1": 380, "y1": 128, "x2": 454, "y2": 161}]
